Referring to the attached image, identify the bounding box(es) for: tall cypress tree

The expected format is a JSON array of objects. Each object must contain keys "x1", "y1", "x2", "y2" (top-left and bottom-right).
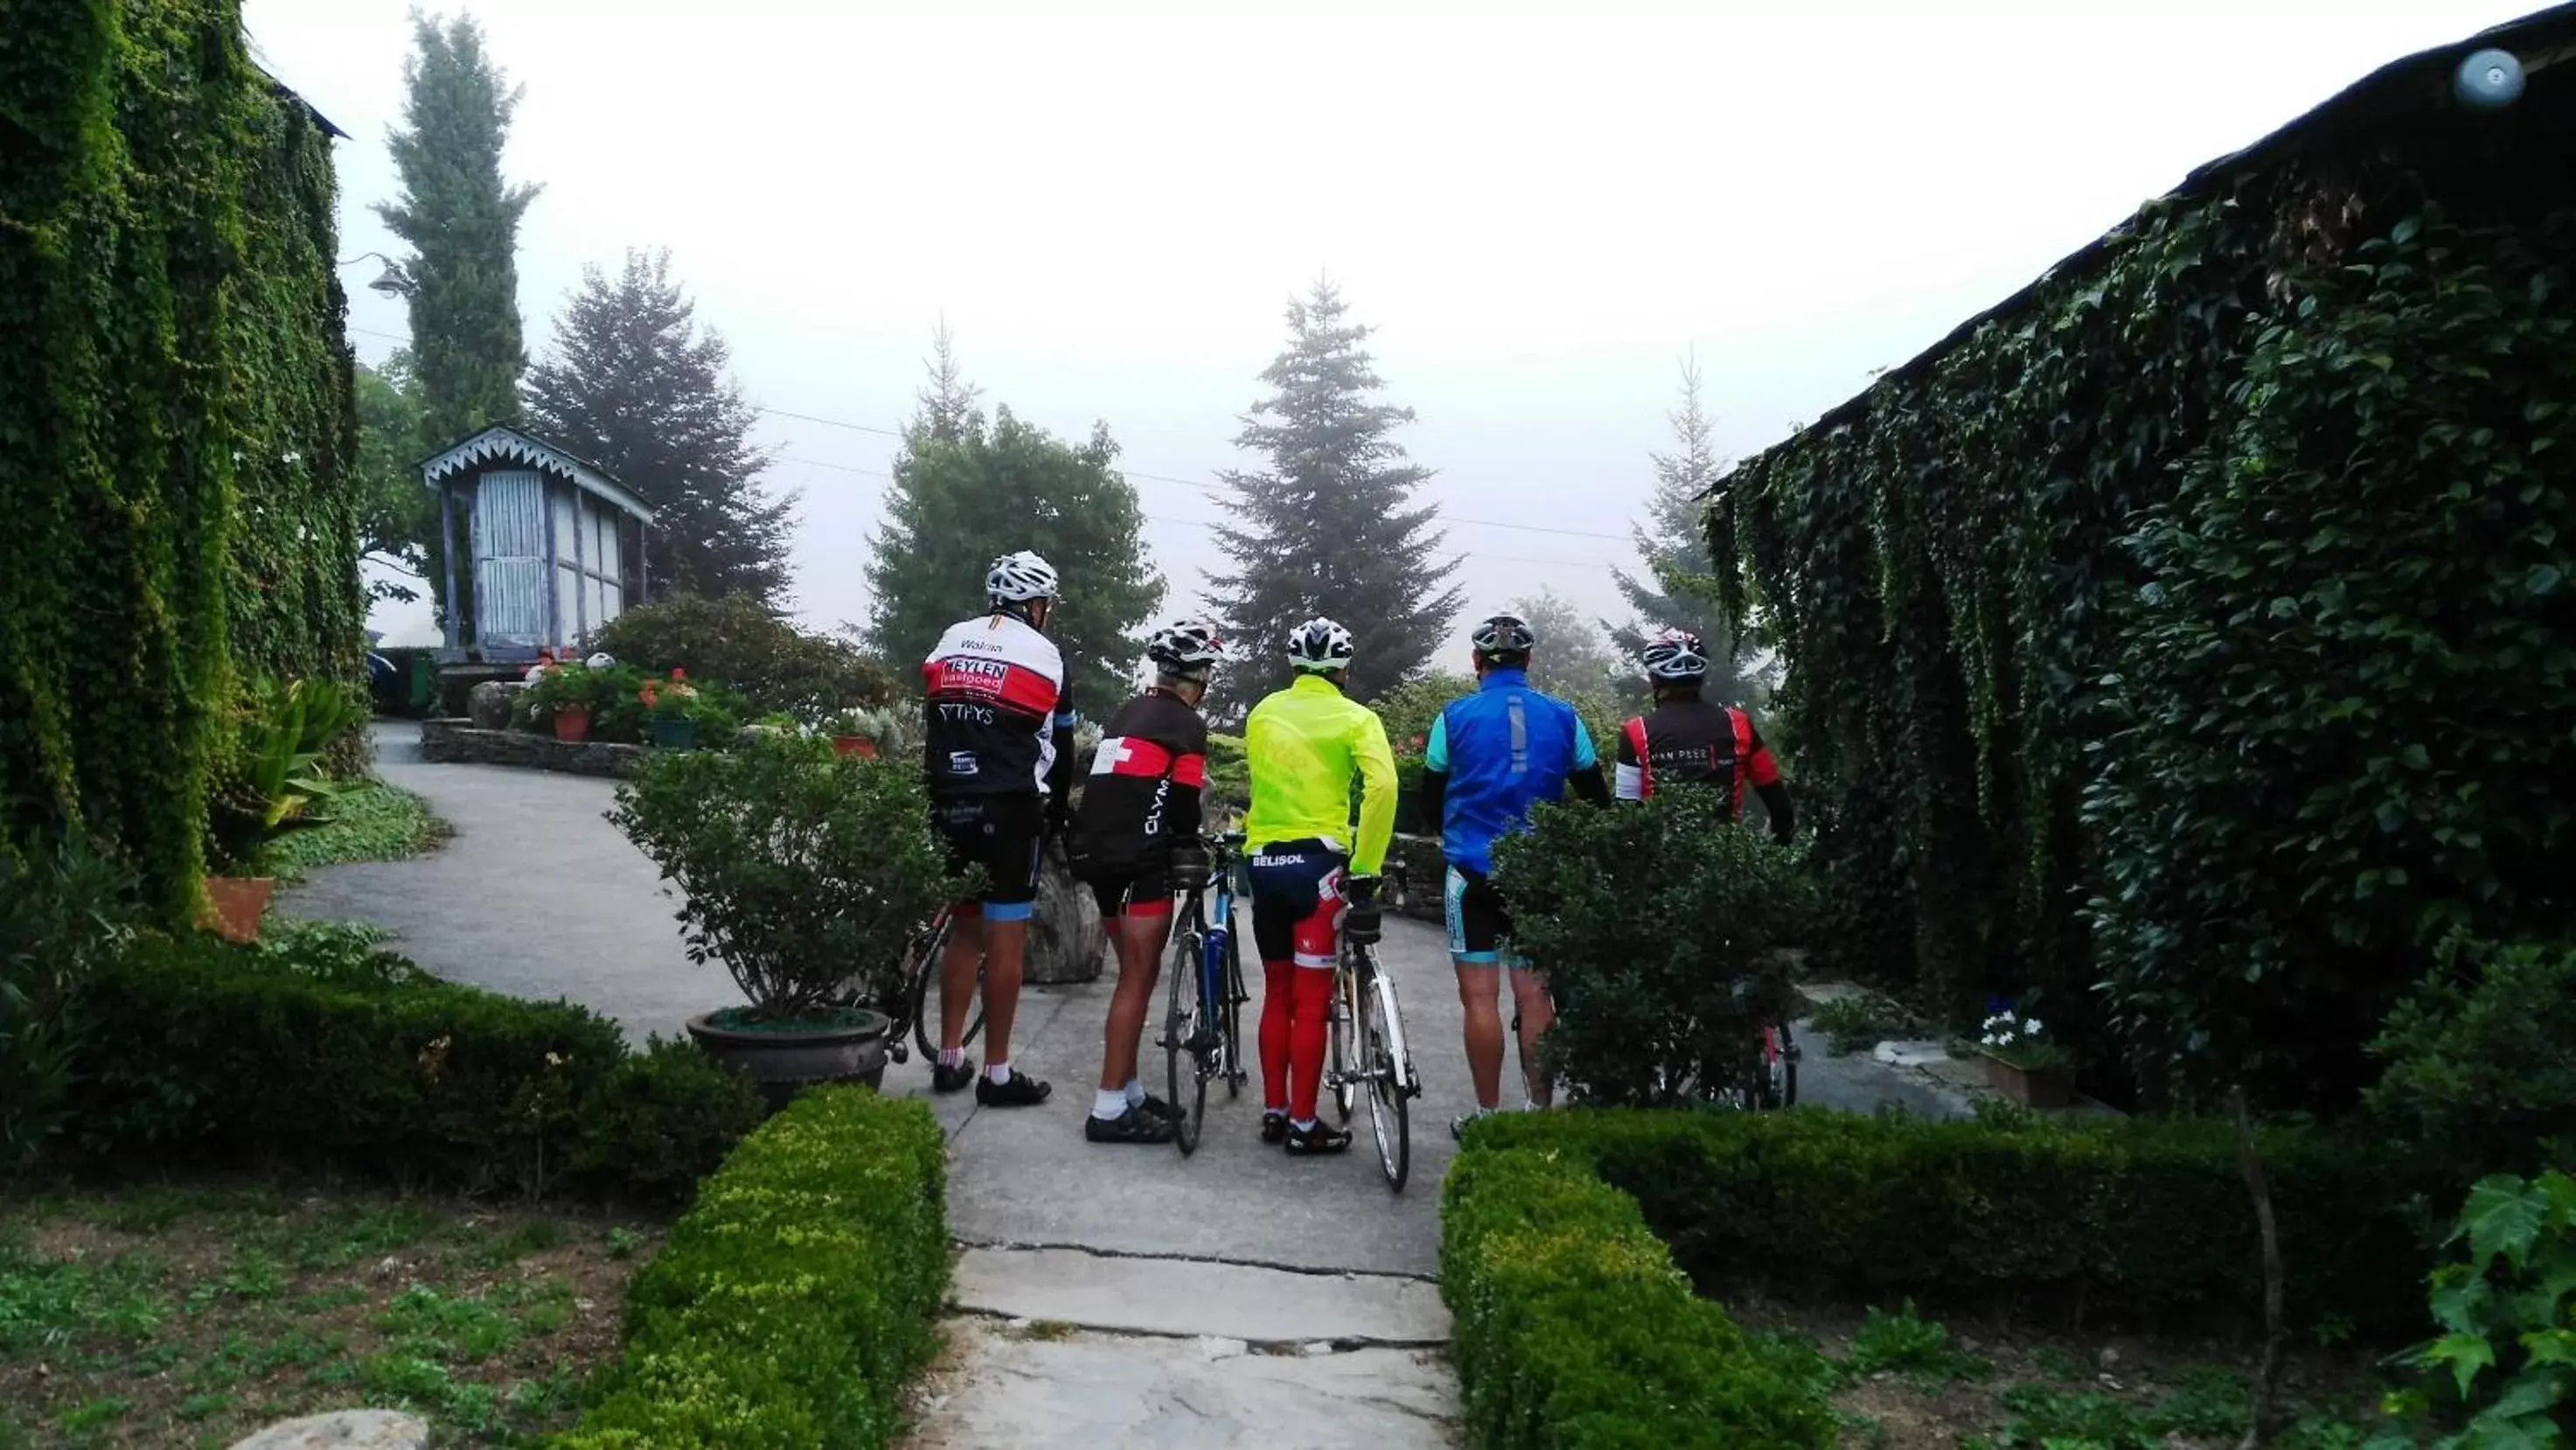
[
  {"x1": 1608, "y1": 357, "x2": 1764, "y2": 705},
  {"x1": 1209, "y1": 281, "x2": 1460, "y2": 707},
  {"x1": 526, "y1": 249, "x2": 795, "y2": 605},
  {"x1": 377, "y1": 11, "x2": 536, "y2": 450}
]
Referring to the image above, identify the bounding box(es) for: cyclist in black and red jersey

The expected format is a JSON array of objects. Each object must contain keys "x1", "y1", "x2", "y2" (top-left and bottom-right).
[
  {"x1": 1069, "y1": 621, "x2": 1225, "y2": 1146},
  {"x1": 1614, "y1": 628, "x2": 1796, "y2": 844}
]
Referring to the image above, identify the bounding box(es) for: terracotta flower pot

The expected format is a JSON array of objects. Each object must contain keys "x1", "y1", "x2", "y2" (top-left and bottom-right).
[
  {"x1": 553, "y1": 705, "x2": 593, "y2": 742},
  {"x1": 201, "y1": 875, "x2": 275, "y2": 945},
  {"x1": 832, "y1": 735, "x2": 879, "y2": 759},
  {"x1": 1982, "y1": 1052, "x2": 2073, "y2": 1109}
]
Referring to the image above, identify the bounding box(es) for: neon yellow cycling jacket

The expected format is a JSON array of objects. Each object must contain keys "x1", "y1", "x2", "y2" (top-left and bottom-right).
[{"x1": 1243, "y1": 674, "x2": 1397, "y2": 875}]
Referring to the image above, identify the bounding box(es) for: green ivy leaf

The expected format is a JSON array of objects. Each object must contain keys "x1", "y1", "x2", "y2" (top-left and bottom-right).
[
  {"x1": 2531, "y1": 565, "x2": 2565, "y2": 597},
  {"x1": 2461, "y1": 1176, "x2": 2552, "y2": 1271},
  {"x1": 2426, "y1": 1333, "x2": 2498, "y2": 1398},
  {"x1": 2523, "y1": 1329, "x2": 2576, "y2": 1369},
  {"x1": 2433, "y1": 1270, "x2": 2496, "y2": 1335}
]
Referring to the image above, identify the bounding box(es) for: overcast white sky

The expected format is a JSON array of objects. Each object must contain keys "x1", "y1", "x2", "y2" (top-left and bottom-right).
[{"x1": 241, "y1": 0, "x2": 2535, "y2": 652}]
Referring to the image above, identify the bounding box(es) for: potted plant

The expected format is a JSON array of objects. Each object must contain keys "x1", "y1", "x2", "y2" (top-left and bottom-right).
[
  {"x1": 522, "y1": 664, "x2": 598, "y2": 742},
  {"x1": 609, "y1": 733, "x2": 969, "y2": 1099},
  {"x1": 640, "y1": 669, "x2": 701, "y2": 750},
  {"x1": 1976, "y1": 1005, "x2": 2076, "y2": 1108},
  {"x1": 824, "y1": 706, "x2": 892, "y2": 759},
  {"x1": 202, "y1": 679, "x2": 365, "y2": 942}
]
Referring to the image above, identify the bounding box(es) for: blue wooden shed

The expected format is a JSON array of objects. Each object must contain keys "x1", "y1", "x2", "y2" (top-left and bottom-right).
[{"x1": 422, "y1": 425, "x2": 655, "y2": 659}]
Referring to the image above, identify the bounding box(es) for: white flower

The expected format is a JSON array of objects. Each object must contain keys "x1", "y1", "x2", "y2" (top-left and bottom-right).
[
  {"x1": 2023, "y1": 1018, "x2": 2044, "y2": 1036},
  {"x1": 1994, "y1": 1031, "x2": 2016, "y2": 1048}
]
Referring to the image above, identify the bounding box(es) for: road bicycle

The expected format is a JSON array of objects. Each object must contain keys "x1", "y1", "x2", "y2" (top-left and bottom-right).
[
  {"x1": 1325, "y1": 916, "x2": 1422, "y2": 1191},
  {"x1": 871, "y1": 904, "x2": 985, "y2": 1067},
  {"x1": 1160, "y1": 833, "x2": 1250, "y2": 1154}
]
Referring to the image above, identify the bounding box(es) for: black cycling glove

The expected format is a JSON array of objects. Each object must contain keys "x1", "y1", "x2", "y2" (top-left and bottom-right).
[{"x1": 1341, "y1": 874, "x2": 1383, "y2": 945}]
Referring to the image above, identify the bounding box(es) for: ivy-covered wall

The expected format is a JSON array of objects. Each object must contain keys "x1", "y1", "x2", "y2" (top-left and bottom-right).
[
  {"x1": 1710, "y1": 59, "x2": 2576, "y2": 1110},
  {"x1": 0, "y1": 0, "x2": 360, "y2": 917}
]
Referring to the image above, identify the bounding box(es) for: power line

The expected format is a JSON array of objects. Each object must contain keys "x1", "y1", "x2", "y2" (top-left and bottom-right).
[{"x1": 352, "y1": 322, "x2": 1642, "y2": 548}]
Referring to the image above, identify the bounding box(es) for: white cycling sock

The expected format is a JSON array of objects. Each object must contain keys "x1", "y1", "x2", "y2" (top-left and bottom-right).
[
  {"x1": 1291, "y1": 1117, "x2": 1318, "y2": 1132},
  {"x1": 1091, "y1": 1089, "x2": 1129, "y2": 1121},
  {"x1": 1123, "y1": 1077, "x2": 1145, "y2": 1106},
  {"x1": 986, "y1": 1060, "x2": 1014, "y2": 1086},
  {"x1": 938, "y1": 1048, "x2": 965, "y2": 1069}
]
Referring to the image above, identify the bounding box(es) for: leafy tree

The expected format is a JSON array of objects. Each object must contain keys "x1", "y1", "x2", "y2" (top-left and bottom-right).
[
  {"x1": 1209, "y1": 281, "x2": 1461, "y2": 708},
  {"x1": 526, "y1": 249, "x2": 796, "y2": 606},
  {"x1": 864, "y1": 336, "x2": 1161, "y2": 703},
  {"x1": 1610, "y1": 357, "x2": 1764, "y2": 705},
  {"x1": 1508, "y1": 588, "x2": 1621, "y2": 701},
  {"x1": 377, "y1": 10, "x2": 536, "y2": 450},
  {"x1": 354, "y1": 357, "x2": 433, "y2": 606}
]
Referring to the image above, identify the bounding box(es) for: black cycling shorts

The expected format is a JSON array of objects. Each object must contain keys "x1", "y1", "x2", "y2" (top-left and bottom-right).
[
  {"x1": 1088, "y1": 868, "x2": 1175, "y2": 920},
  {"x1": 934, "y1": 792, "x2": 1043, "y2": 920},
  {"x1": 1445, "y1": 865, "x2": 1522, "y2": 966},
  {"x1": 1248, "y1": 838, "x2": 1346, "y2": 969}
]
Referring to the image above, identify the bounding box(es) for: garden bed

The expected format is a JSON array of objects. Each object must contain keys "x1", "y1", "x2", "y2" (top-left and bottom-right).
[
  {"x1": 419, "y1": 719, "x2": 649, "y2": 778},
  {"x1": 0, "y1": 1181, "x2": 663, "y2": 1447}
]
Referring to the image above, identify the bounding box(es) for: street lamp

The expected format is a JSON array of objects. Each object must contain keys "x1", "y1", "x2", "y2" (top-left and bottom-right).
[{"x1": 337, "y1": 251, "x2": 414, "y2": 298}]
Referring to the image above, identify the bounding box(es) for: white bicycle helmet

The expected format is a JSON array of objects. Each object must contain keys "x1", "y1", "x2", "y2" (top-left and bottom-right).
[
  {"x1": 1146, "y1": 619, "x2": 1225, "y2": 674},
  {"x1": 1472, "y1": 613, "x2": 1536, "y2": 660},
  {"x1": 986, "y1": 550, "x2": 1060, "y2": 604},
  {"x1": 1285, "y1": 617, "x2": 1356, "y2": 673},
  {"x1": 1640, "y1": 627, "x2": 1709, "y2": 682}
]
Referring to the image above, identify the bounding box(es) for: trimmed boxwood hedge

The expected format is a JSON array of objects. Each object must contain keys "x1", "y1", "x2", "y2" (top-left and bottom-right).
[
  {"x1": 1442, "y1": 1142, "x2": 1835, "y2": 1449},
  {"x1": 1467, "y1": 1108, "x2": 2447, "y2": 1341},
  {"x1": 556, "y1": 1088, "x2": 949, "y2": 1449},
  {"x1": 67, "y1": 929, "x2": 762, "y2": 1201}
]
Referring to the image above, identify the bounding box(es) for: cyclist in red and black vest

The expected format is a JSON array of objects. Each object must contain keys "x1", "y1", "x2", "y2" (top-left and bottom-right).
[
  {"x1": 1069, "y1": 621, "x2": 1225, "y2": 1146},
  {"x1": 1614, "y1": 628, "x2": 1795, "y2": 843}
]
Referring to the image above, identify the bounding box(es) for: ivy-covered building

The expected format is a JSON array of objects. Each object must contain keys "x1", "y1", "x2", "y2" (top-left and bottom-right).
[
  {"x1": 1709, "y1": 6, "x2": 2576, "y2": 1110},
  {"x1": 0, "y1": 2, "x2": 363, "y2": 917}
]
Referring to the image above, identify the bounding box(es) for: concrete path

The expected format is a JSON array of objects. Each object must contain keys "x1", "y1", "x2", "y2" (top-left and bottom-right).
[{"x1": 284, "y1": 722, "x2": 1967, "y2": 1447}]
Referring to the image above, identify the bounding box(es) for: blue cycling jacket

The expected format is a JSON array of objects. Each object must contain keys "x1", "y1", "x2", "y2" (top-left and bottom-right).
[{"x1": 1423, "y1": 669, "x2": 1597, "y2": 876}]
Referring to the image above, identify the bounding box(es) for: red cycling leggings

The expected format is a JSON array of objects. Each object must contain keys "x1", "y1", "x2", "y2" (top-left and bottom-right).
[{"x1": 1249, "y1": 840, "x2": 1345, "y2": 1121}]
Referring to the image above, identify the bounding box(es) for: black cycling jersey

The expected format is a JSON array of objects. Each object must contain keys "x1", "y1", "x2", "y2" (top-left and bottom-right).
[
  {"x1": 1072, "y1": 687, "x2": 1208, "y2": 875},
  {"x1": 1615, "y1": 695, "x2": 1795, "y2": 841},
  {"x1": 922, "y1": 611, "x2": 1077, "y2": 805}
]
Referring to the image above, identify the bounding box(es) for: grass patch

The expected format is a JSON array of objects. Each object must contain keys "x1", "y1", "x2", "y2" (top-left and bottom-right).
[
  {"x1": 266, "y1": 782, "x2": 446, "y2": 880},
  {"x1": 0, "y1": 1181, "x2": 661, "y2": 1447},
  {"x1": 1848, "y1": 1300, "x2": 1992, "y2": 1384},
  {"x1": 1806, "y1": 990, "x2": 1922, "y2": 1056}
]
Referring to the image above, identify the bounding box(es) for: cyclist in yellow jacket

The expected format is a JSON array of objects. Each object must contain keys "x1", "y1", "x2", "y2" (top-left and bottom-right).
[{"x1": 1242, "y1": 617, "x2": 1397, "y2": 1155}]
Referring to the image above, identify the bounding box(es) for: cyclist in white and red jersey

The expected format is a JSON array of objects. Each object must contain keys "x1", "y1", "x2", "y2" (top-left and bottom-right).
[
  {"x1": 921, "y1": 550, "x2": 1079, "y2": 1107},
  {"x1": 1615, "y1": 628, "x2": 1795, "y2": 843}
]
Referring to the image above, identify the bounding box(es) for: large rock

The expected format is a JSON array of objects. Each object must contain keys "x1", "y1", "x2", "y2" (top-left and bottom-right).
[
  {"x1": 230, "y1": 1410, "x2": 429, "y2": 1450},
  {"x1": 465, "y1": 679, "x2": 522, "y2": 730},
  {"x1": 1023, "y1": 848, "x2": 1104, "y2": 985}
]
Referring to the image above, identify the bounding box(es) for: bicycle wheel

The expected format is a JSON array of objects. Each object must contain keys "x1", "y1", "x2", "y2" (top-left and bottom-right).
[
  {"x1": 1327, "y1": 963, "x2": 1355, "y2": 1125},
  {"x1": 1219, "y1": 922, "x2": 1246, "y2": 1099},
  {"x1": 1166, "y1": 926, "x2": 1207, "y2": 1155},
  {"x1": 1360, "y1": 961, "x2": 1410, "y2": 1192},
  {"x1": 909, "y1": 915, "x2": 982, "y2": 1063}
]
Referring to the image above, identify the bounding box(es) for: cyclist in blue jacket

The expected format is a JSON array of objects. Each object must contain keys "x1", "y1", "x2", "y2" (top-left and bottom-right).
[{"x1": 1417, "y1": 614, "x2": 1608, "y2": 1138}]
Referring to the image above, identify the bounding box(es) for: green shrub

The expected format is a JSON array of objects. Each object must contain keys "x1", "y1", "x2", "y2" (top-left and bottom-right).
[
  {"x1": 587, "y1": 595, "x2": 899, "y2": 725},
  {"x1": 1441, "y1": 1144, "x2": 1835, "y2": 1449},
  {"x1": 2367, "y1": 937, "x2": 2576, "y2": 1178},
  {"x1": 1469, "y1": 1108, "x2": 2442, "y2": 1340},
  {"x1": 2379, "y1": 1170, "x2": 2576, "y2": 1447},
  {"x1": 66, "y1": 930, "x2": 758, "y2": 1200},
  {"x1": 611, "y1": 736, "x2": 963, "y2": 1021},
  {"x1": 1491, "y1": 791, "x2": 1813, "y2": 1106},
  {"x1": 1, "y1": 840, "x2": 136, "y2": 1175},
  {"x1": 557, "y1": 1088, "x2": 948, "y2": 1449}
]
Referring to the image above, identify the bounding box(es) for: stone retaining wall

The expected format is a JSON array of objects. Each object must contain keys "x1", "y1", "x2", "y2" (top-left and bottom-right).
[{"x1": 418, "y1": 719, "x2": 650, "y2": 778}]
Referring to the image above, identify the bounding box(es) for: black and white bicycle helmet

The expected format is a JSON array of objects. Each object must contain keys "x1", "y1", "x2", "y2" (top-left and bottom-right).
[
  {"x1": 1640, "y1": 627, "x2": 1709, "y2": 682},
  {"x1": 986, "y1": 550, "x2": 1059, "y2": 604},
  {"x1": 1285, "y1": 617, "x2": 1356, "y2": 673},
  {"x1": 1146, "y1": 619, "x2": 1225, "y2": 675},
  {"x1": 1471, "y1": 613, "x2": 1536, "y2": 661}
]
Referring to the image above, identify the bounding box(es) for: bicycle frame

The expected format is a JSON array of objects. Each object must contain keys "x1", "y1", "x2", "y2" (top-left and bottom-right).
[
  {"x1": 1358, "y1": 946, "x2": 1421, "y2": 1098},
  {"x1": 1198, "y1": 847, "x2": 1238, "y2": 1023}
]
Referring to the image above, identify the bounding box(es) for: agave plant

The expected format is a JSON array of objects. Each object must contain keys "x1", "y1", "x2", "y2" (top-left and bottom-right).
[{"x1": 206, "y1": 678, "x2": 367, "y2": 873}]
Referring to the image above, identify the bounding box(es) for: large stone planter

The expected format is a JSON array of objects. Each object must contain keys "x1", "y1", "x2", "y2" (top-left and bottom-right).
[
  {"x1": 1022, "y1": 847, "x2": 1105, "y2": 985},
  {"x1": 687, "y1": 1007, "x2": 891, "y2": 1107},
  {"x1": 1981, "y1": 1052, "x2": 2073, "y2": 1109}
]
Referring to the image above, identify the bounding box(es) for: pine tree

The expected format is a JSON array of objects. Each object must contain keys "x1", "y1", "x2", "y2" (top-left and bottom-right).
[
  {"x1": 1608, "y1": 357, "x2": 1765, "y2": 704},
  {"x1": 377, "y1": 11, "x2": 536, "y2": 450},
  {"x1": 1209, "y1": 281, "x2": 1460, "y2": 708},
  {"x1": 865, "y1": 334, "x2": 1162, "y2": 704},
  {"x1": 525, "y1": 249, "x2": 796, "y2": 605}
]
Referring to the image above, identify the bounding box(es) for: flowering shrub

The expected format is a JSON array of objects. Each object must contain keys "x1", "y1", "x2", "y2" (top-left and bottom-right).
[{"x1": 1980, "y1": 1004, "x2": 2076, "y2": 1071}]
